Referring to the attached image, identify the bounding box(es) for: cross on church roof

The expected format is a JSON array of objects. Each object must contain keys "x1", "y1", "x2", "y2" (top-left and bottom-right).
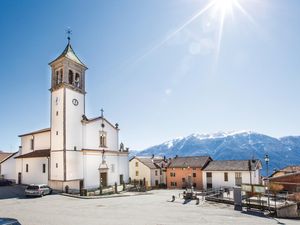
[
  {"x1": 66, "y1": 28, "x2": 72, "y2": 44},
  {"x1": 101, "y1": 108, "x2": 104, "y2": 117}
]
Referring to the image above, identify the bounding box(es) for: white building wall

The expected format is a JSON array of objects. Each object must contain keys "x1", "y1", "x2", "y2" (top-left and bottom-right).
[
  {"x1": 51, "y1": 88, "x2": 64, "y2": 150},
  {"x1": 150, "y1": 169, "x2": 161, "y2": 186},
  {"x1": 83, "y1": 151, "x2": 128, "y2": 189},
  {"x1": 66, "y1": 151, "x2": 83, "y2": 180},
  {"x1": 65, "y1": 88, "x2": 84, "y2": 150},
  {"x1": 50, "y1": 151, "x2": 64, "y2": 180},
  {"x1": 129, "y1": 158, "x2": 151, "y2": 186},
  {"x1": 83, "y1": 120, "x2": 118, "y2": 151},
  {"x1": 34, "y1": 132, "x2": 50, "y2": 150},
  {"x1": 202, "y1": 170, "x2": 260, "y2": 189},
  {"x1": 0, "y1": 154, "x2": 18, "y2": 181},
  {"x1": 16, "y1": 158, "x2": 48, "y2": 185}
]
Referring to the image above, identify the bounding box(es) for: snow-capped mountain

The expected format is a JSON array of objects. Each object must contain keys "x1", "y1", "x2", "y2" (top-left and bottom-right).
[{"x1": 131, "y1": 131, "x2": 300, "y2": 175}]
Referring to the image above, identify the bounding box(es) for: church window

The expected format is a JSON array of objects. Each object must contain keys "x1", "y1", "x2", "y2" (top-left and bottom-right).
[
  {"x1": 42, "y1": 164, "x2": 46, "y2": 173},
  {"x1": 56, "y1": 71, "x2": 59, "y2": 85},
  {"x1": 59, "y1": 69, "x2": 63, "y2": 83},
  {"x1": 75, "y1": 73, "x2": 80, "y2": 88},
  {"x1": 135, "y1": 171, "x2": 139, "y2": 176},
  {"x1": 135, "y1": 162, "x2": 138, "y2": 167},
  {"x1": 30, "y1": 138, "x2": 34, "y2": 150},
  {"x1": 56, "y1": 131, "x2": 58, "y2": 135},
  {"x1": 99, "y1": 131, "x2": 107, "y2": 148},
  {"x1": 56, "y1": 163, "x2": 58, "y2": 168},
  {"x1": 68, "y1": 70, "x2": 74, "y2": 85},
  {"x1": 155, "y1": 170, "x2": 158, "y2": 176},
  {"x1": 26, "y1": 164, "x2": 29, "y2": 172},
  {"x1": 56, "y1": 111, "x2": 58, "y2": 116}
]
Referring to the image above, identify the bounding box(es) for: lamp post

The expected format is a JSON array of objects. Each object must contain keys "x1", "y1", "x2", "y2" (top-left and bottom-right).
[{"x1": 264, "y1": 154, "x2": 270, "y2": 212}]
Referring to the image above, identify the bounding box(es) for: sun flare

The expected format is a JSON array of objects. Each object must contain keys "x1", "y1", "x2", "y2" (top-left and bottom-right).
[{"x1": 214, "y1": 0, "x2": 237, "y2": 13}]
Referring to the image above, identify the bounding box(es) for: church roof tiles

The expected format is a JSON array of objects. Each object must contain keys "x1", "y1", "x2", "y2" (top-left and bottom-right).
[
  {"x1": 49, "y1": 43, "x2": 87, "y2": 68},
  {"x1": 15, "y1": 150, "x2": 50, "y2": 159}
]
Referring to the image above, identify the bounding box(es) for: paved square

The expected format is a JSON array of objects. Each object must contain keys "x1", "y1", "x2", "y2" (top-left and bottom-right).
[{"x1": 0, "y1": 186, "x2": 298, "y2": 225}]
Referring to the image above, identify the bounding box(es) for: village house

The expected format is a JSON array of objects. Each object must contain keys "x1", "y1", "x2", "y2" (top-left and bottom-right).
[
  {"x1": 0, "y1": 151, "x2": 18, "y2": 181},
  {"x1": 6, "y1": 38, "x2": 129, "y2": 191},
  {"x1": 129, "y1": 156, "x2": 168, "y2": 187},
  {"x1": 202, "y1": 159, "x2": 262, "y2": 189},
  {"x1": 270, "y1": 165, "x2": 300, "y2": 178},
  {"x1": 269, "y1": 165, "x2": 300, "y2": 193},
  {"x1": 166, "y1": 156, "x2": 212, "y2": 190}
]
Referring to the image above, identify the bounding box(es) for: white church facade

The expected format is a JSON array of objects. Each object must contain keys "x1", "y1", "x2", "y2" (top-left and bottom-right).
[{"x1": 14, "y1": 39, "x2": 129, "y2": 191}]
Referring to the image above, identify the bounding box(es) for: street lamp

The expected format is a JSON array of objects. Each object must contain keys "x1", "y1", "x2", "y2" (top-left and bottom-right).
[{"x1": 264, "y1": 154, "x2": 270, "y2": 212}]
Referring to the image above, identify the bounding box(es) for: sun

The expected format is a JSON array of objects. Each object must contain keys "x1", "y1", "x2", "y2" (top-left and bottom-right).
[{"x1": 214, "y1": 0, "x2": 238, "y2": 14}]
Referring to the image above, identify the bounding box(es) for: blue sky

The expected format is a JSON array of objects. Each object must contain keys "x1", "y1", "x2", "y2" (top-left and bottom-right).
[{"x1": 0, "y1": 0, "x2": 300, "y2": 152}]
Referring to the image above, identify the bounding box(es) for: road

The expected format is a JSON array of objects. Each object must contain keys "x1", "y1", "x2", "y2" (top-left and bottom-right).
[{"x1": 0, "y1": 186, "x2": 298, "y2": 225}]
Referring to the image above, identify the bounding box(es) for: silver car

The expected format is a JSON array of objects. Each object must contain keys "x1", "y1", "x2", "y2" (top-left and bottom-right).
[{"x1": 25, "y1": 184, "x2": 52, "y2": 197}]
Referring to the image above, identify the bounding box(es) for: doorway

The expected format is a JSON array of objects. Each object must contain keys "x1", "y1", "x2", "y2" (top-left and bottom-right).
[
  {"x1": 18, "y1": 172, "x2": 22, "y2": 184},
  {"x1": 100, "y1": 172, "x2": 107, "y2": 187},
  {"x1": 119, "y1": 174, "x2": 124, "y2": 184},
  {"x1": 206, "y1": 172, "x2": 212, "y2": 189}
]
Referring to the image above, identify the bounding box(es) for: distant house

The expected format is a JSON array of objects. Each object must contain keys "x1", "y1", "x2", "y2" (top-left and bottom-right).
[
  {"x1": 129, "y1": 156, "x2": 168, "y2": 187},
  {"x1": 270, "y1": 166, "x2": 300, "y2": 178},
  {"x1": 202, "y1": 159, "x2": 262, "y2": 189},
  {"x1": 0, "y1": 151, "x2": 19, "y2": 181},
  {"x1": 269, "y1": 165, "x2": 300, "y2": 193},
  {"x1": 166, "y1": 156, "x2": 212, "y2": 190}
]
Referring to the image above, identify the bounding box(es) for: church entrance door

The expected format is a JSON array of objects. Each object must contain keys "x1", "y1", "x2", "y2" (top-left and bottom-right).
[{"x1": 100, "y1": 172, "x2": 107, "y2": 187}]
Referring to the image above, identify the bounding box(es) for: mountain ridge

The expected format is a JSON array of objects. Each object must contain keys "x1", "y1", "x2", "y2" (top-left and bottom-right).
[{"x1": 131, "y1": 131, "x2": 300, "y2": 175}]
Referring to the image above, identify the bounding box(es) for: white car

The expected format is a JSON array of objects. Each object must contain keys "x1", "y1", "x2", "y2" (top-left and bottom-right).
[{"x1": 25, "y1": 184, "x2": 52, "y2": 197}]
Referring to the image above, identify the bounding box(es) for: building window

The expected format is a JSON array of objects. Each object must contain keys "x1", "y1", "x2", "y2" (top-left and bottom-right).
[
  {"x1": 26, "y1": 164, "x2": 29, "y2": 172},
  {"x1": 224, "y1": 172, "x2": 228, "y2": 182},
  {"x1": 171, "y1": 182, "x2": 177, "y2": 187},
  {"x1": 68, "y1": 70, "x2": 74, "y2": 84},
  {"x1": 59, "y1": 69, "x2": 63, "y2": 83},
  {"x1": 56, "y1": 111, "x2": 58, "y2": 116},
  {"x1": 193, "y1": 183, "x2": 197, "y2": 188},
  {"x1": 75, "y1": 73, "x2": 80, "y2": 88},
  {"x1": 193, "y1": 173, "x2": 196, "y2": 178},
  {"x1": 30, "y1": 138, "x2": 34, "y2": 150},
  {"x1": 170, "y1": 172, "x2": 176, "y2": 177},
  {"x1": 182, "y1": 178, "x2": 186, "y2": 182},
  {"x1": 135, "y1": 171, "x2": 139, "y2": 176},
  {"x1": 99, "y1": 131, "x2": 107, "y2": 147},
  {"x1": 155, "y1": 170, "x2": 158, "y2": 176},
  {"x1": 193, "y1": 168, "x2": 196, "y2": 170},
  {"x1": 56, "y1": 131, "x2": 58, "y2": 135},
  {"x1": 111, "y1": 164, "x2": 115, "y2": 173},
  {"x1": 56, "y1": 71, "x2": 59, "y2": 85},
  {"x1": 74, "y1": 146, "x2": 77, "y2": 151},
  {"x1": 206, "y1": 172, "x2": 212, "y2": 178},
  {"x1": 160, "y1": 170, "x2": 162, "y2": 175},
  {"x1": 56, "y1": 163, "x2": 58, "y2": 168},
  {"x1": 155, "y1": 180, "x2": 159, "y2": 186},
  {"x1": 42, "y1": 164, "x2": 46, "y2": 173},
  {"x1": 135, "y1": 162, "x2": 138, "y2": 167}
]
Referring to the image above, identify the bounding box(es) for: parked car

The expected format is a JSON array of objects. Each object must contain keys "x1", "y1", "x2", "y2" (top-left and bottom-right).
[
  {"x1": 0, "y1": 218, "x2": 21, "y2": 225},
  {"x1": 25, "y1": 184, "x2": 52, "y2": 197},
  {"x1": 0, "y1": 179, "x2": 13, "y2": 186}
]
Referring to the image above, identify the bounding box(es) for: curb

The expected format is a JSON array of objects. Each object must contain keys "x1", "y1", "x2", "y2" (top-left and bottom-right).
[{"x1": 60, "y1": 192, "x2": 153, "y2": 199}]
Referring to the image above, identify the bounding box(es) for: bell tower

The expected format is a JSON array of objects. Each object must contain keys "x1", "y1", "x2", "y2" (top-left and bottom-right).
[{"x1": 49, "y1": 35, "x2": 88, "y2": 181}]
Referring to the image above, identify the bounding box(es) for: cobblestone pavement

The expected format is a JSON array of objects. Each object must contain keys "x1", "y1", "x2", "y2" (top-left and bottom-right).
[{"x1": 0, "y1": 187, "x2": 298, "y2": 225}]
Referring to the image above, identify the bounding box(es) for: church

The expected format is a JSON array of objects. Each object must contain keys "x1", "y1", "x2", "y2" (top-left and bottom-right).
[{"x1": 14, "y1": 37, "x2": 129, "y2": 191}]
